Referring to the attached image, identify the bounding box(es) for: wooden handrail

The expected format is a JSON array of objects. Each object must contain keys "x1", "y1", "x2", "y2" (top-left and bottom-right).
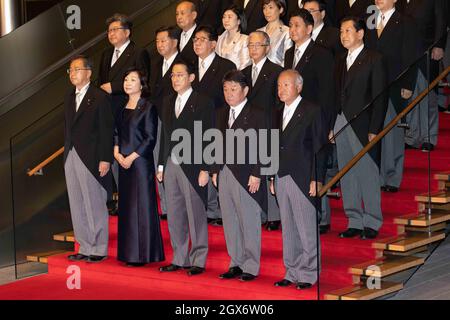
[
  {"x1": 319, "y1": 65, "x2": 450, "y2": 197},
  {"x1": 27, "y1": 147, "x2": 64, "y2": 177}
]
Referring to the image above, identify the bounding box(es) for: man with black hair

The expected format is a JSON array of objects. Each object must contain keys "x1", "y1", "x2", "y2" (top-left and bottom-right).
[{"x1": 98, "y1": 13, "x2": 151, "y2": 215}]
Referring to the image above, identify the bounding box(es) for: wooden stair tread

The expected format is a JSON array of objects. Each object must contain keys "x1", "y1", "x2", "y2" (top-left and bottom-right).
[
  {"x1": 415, "y1": 191, "x2": 450, "y2": 204},
  {"x1": 324, "y1": 281, "x2": 403, "y2": 300},
  {"x1": 53, "y1": 231, "x2": 74, "y2": 242},
  {"x1": 372, "y1": 232, "x2": 445, "y2": 252},
  {"x1": 349, "y1": 256, "x2": 424, "y2": 277},
  {"x1": 26, "y1": 250, "x2": 70, "y2": 264},
  {"x1": 434, "y1": 171, "x2": 450, "y2": 181},
  {"x1": 394, "y1": 212, "x2": 450, "y2": 226}
]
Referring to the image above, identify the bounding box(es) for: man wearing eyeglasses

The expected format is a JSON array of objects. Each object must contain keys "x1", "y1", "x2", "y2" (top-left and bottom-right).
[
  {"x1": 98, "y1": 13, "x2": 151, "y2": 216},
  {"x1": 243, "y1": 31, "x2": 283, "y2": 231},
  {"x1": 192, "y1": 25, "x2": 237, "y2": 226},
  {"x1": 64, "y1": 55, "x2": 114, "y2": 264}
]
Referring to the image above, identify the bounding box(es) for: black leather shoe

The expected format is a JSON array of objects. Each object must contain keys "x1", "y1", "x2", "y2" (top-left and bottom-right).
[
  {"x1": 68, "y1": 254, "x2": 89, "y2": 261},
  {"x1": 126, "y1": 262, "x2": 146, "y2": 267},
  {"x1": 187, "y1": 266, "x2": 205, "y2": 276},
  {"x1": 160, "y1": 214, "x2": 167, "y2": 220},
  {"x1": 266, "y1": 221, "x2": 280, "y2": 231},
  {"x1": 239, "y1": 273, "x2": 256, "y2": 281},
  {"x1": 339, "y1": 228, "x2": 363, "y2": 238},
  {"x1": 274, "y1": 279, "x2": 293, "y2": 287},
  {"x1": 421, "y1": 142, "x2": 434, "y2": 152},
  {"x1": 361, "y1": 227, "x2": 378, "y2": 240},
  {"x1": 405, "y1": 143, "x2": 418, "y2": 150},
  {"x1": 381, "y1": 185, "x2": 398, "y2": 193},
  {"x1": 107, "y1": 200, "x2": 118, "y2": 216},
  {"x1": 219, "y1": 266, "x2": 243, "y2": 279},
  {"x1": 319, "y1": 224, "x2": 330, "y2": 234},
  {"x1": 159, "y1": 264, "x2": 182, "y2": 272},
  {"x1": 211, "y1": 218, "x2": 223, "y2": 226},
  {"x1": 87, "y1": 255, "x2": 107, "y2": 263},
  {"x1": 297, "y1": 282, "x2": 312, "y2": 290}
]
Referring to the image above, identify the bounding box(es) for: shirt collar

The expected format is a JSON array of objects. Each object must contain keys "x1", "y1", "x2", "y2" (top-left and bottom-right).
[
  {"x1": 183, "y1": 24, "x2": 197, "y2": 38},
  {"x1": 378, "y1": 7, "x2": 396, "y2": 24},
  {"x1": 230, "y1": 98, "x2": 248, "y2": 117},
  {"x1": 253, "y1": 56, "x2": 267, "y2": 70},
  {"x1": 177, "y1": 87, "x2": 193, "y2": 102},
  {"x1": 284, "y1": 95, "x2": 302, "y2": 111},
  {"x1": 295, "y1": 38, "x2": 312, "y2": 53},
  {"x1": 115, "y1": 39, "x2": 130, "y2": 54},
  {"x1": 164, "y1": 51, "x2": 179, "y2": 66},
  {"x1": 312, "y1": 23, "x2": 325, "y2": 41},
  {"x1": 76, "y1": 82, "x2": 90, "y2": 94},
  {"x1": 348, "y1": 44, "x2": 364, "y2": 59},
  {"x1": 199, "y1": 52, "x2": 216, "y2": 68}
]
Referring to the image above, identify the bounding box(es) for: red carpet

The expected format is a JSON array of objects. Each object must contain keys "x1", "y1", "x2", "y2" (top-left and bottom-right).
[{"x1": 0, "y1": 114, "x2": 448, "y2": 300}]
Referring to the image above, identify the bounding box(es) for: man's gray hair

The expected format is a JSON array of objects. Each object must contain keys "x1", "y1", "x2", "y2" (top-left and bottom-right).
[
  {"x1": 280, "y1": 69, "x2": 304, "y2": 85},
  {"x1": 249, "y1": 30, "x2": 271, "y2": 46}
]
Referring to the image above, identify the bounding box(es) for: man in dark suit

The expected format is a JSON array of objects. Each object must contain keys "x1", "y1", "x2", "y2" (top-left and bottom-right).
[
  {"x1": 243, "y1": 30, "x2": 283, "y2": 230},
  {"x1": 192, "y1": 25, "x2": 237, "y2": 225},
  {"x1": 64, "y1": 55, "x2": 114, "y2": 263},
  {"x1": 234, "y1": 0, "x2": 266, "y2": 33},
  {"x1": 397, "y1": 0, "x2": 448, "y2": 151},
  {"x1": 157, "y1": 61, "x2": 214, "y2": 276},
  {"x1": 334, "y1": 17, "x2": 388, "y2": 240},
  {"x1": 98, "y1": 13, "x2": 151, "y2": 215},
  {"x1": 176, "y1": 1, "x2": 199, "y2": 67},
  {"x1": 212, "y1": 70, "x2": 267, "y2": 281},
  {"x1": 303, "y1": 0, "x2": 345, "y2": 56},
  {"x1": 193, "y1": 0, "x2": 233, "y2": 32},
  {"x1": 271, "y1": 69, "x2": 328, "y2": 290},
  {"x1": 150, "y1": 25, "x2": 182, "y2": 220},
  {"x1": 335, "y1": 0, "x2": 374, "y2": 26},
  {"x1": 365, "y1": 0, "x2": 417, "y2": 193}
]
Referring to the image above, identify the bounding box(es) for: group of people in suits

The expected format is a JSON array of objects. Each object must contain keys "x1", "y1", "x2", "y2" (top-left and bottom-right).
[{"x1": 62, "y1": 0, "x2": 449, "y2": 289}]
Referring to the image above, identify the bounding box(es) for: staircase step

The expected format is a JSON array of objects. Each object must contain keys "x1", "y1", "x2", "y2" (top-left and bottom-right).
[
  {"x1": 349, "y1": 256, "x2": 424, "y2": 278},
  {"x1": 394, "y1": 212, "x2": 450, "y2": 227},
  {"x1": 405, "y1": 223, "x2": 447, "y2": 233},
  {"x1": 434, "y1": 171, "x2": 450, "y2": 182},
  {"x1": 415, "y1": 191, "x2": 450, "y2": 204},
  {"x1": 26, "y1": 250, "x2": 70, "y2": 264},
  {"x1": 53, "y1": 231, "x2": 74, "y2": 243},
  {"x1": 418, "y1": 202, "x2": 450, "y2": 212},
  {"x1": 372, "y1": 232, "x2": 445, "y2": 252},
  {"x1": 438, "y1": 181, "x2": 450, "y2": 191},
  {"x1": 324, "y1": 281, "x2": 403, "y2": 300}
]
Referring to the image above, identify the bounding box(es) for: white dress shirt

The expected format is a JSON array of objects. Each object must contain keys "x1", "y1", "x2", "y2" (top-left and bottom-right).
[
  {"x1": 349, "y1": 0, "x2": 357, "y2": 7},
  {"x1": 198, "y1": 52, "x2": 216, "y2": 81},
  {"x1": 251, "y1": 56, "x2": 267, "y2": 85},
  {"x1": 111, "y1": 40, "x2": 130, "y2": 67},
  {"x1": 292, "y1": 38, "x2": 312, "y2": 68},
  {"x1": 311, "y1": 23, "x2": 325, "y2": 42},
  {"x1": 75, "y1": 82, "x2": 90, "y2": 112},
  {"x1": 376, "y1": 7, "x2": 395, "y2": 29},
  {"x1": 229, "y1": 98, "x2": 248, "y2": 128},
  {"x1": 282, "y1": 95, "x2": 302, "y2": 130},
  {"x1": 346, "y1": 44, "x2": 364, "y2": 70},
  {"x1": 180, "y1": 24, "x2": 196, "y2": 52},
  {"x1": 216, "y1": 31, "x2": 251, "y2": 70},
  {"x1": 163, "y1": 52, "x2": 178, "y2": 76},
  {"x1": 158, "y1": 87, "x2": 193, "y2": 173}
]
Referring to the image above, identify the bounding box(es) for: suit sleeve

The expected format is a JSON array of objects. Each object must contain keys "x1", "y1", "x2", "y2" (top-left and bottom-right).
[
  {"x1": 98, "y1": 93, "x2": 115, "y2": 163},
  {"x1": 158, "y1": 108, "x2": 168, "y2": 168},
  {"x1": 434, "y1": 0, "x2": 448, "y2": 49},
  {"x1": 135, "y1": 104, "x2": 158, "y2": 159},
  {"x1": 251, "y1": 108, "x2": 266, "y2": 179},
  {"x1": 369, "y1": 55, "x2": 388, "y2": 135},
  {"x1": 317, "y1": 48, "x2": 336, "y2": 132},
  {"x1": 311, "y1": 107, "x2": 328, "y2": 184},
  {"x1": 401, "y1": 16, "x2": 419, "y2": 91},
  {"x1": 200, "y1": 98, "x2": 215, "y2": 172}
]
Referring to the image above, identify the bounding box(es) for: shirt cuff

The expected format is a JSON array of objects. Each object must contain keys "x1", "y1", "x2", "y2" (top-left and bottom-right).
[{"x1": 158, "y1": 165, "x2": 164, "y2": 173}]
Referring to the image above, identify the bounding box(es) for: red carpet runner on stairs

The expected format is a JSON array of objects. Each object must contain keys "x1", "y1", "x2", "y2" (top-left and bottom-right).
[{"x1": 0, "y1": 114, "x2": 449, "y2": 300}]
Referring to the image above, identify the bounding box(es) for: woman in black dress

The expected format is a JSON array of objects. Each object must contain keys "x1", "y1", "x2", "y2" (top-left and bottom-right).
[{"x1": 114, "y1": 69, "x2": 165, "y2": 266}]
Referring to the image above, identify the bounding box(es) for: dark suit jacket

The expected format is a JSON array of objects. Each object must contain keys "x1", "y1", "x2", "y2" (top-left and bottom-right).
[
  {"x1": 98, "y1": 41, "x2": 151, "y2": 117},
  {"x1": 158, "y1": 90, "x2": 215, "y2": 205},
  {"x1": 315, "y1": 25, "x2": 346, "y2": 57},
  {"x1": 114, "y1": 98, "x2": 158, "y2": 162},
  {"x1": 234, "y1": 0, "x2": 266, "y2": 33},
  {"x1": 64, "y1": 85, "x2": 115, "y2": 193},
  {"x1": 365, "y1": 10, "x2": 418, "y2": 112},
  {"x1": 285, "y1": 40, "x2": 336, "y2": 131},
  {"x1": 178, "y1": 27, "x2": 198, "y2": 67},
  {"x1": 194, "y1": 0, "x2": 233, "y2": 31},
  {"x1": 212, "y1": 103, "x2": 268, "y2": 211},
  {"x1": 149, "y1": 53, "x2": 181, "y2": 116},
  {"x1": 335, "y1": 47, "x2": 388, "y2": 164},
  {"x1": 335, "y1": 0, "x2": 373, "y2": 26},
  {"x1": 277, "y1": 98, "x2": 328, "y2": 207},
  {"x1": 193, "y1": 55, "x2": 236, "y2": 109},
  {"x1": 287, "y1": 0, "x2": 337, "y2": 27},
  {"x1": 242, "y1": 58, "x2": 283, "y2": 126}
]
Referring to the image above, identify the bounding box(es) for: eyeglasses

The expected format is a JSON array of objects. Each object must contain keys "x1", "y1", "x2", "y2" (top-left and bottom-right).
[
  {"x1": 171, "y1": 73, "x2": 189, "y2": 79},
  {"x1": 305, "y1": 9, "x2": 321, "y2": 13},
  {"x1": 193, "y1": 37, "x2": 210, "y2": 43},
  {"x1": 67, "y1": 68, "x2": 91, "y2": 74},
  {"x1": 107, "y1": 27, "x2": 127, "y2": 33},
  {"x1": 247, "y1": 43, "x2": 269, "y2": 49}
]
